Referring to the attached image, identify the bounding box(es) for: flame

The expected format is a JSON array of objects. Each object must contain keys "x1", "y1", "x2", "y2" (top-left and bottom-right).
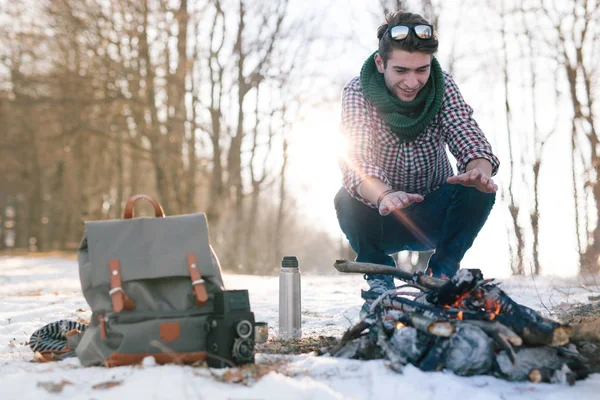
[
  {"x1": 457, "y1": 311, "x2": 463, "y2": 320},
  {"x1": 428, "y1": 270, "x2": 433, "y2": 277},
  {"x1": 486, "y1": 302, "x2": 502, "y2": 321},
  {"x1": 396, "y1": 322, "x2": 405, "y2": 329},
  {"x1": 450, "y1": 292, "x2": 470, "y2": 309},
  {"x1": 483, "y1": 299, "x2": 502, "y2": 313}
]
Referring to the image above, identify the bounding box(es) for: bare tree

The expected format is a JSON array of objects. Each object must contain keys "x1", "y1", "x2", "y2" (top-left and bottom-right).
[
  {"x1": 498, "y1": 0, "x2": 526, "y2": 274},
  {"x1": 537, "y1": 0, "x2": 600, "y2": 274}
]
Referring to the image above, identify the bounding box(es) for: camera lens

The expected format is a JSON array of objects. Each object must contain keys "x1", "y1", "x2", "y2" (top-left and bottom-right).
[
  {"x1": 232, "y1": 338, "x2": 255, "y2": 362},
  {"x1": 236, "y1": 320, "x2": 253, "y2": 338}
]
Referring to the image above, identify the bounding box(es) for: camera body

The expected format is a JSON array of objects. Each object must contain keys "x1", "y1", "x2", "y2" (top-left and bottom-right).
[{"x1": 206, "y1": 289, "x2": 256, "y2": 368}]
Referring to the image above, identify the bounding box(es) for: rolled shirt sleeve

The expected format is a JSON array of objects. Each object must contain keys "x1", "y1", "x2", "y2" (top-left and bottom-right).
[{"x1": 440, "y1": 73, "x2": 500, "y2": 176}]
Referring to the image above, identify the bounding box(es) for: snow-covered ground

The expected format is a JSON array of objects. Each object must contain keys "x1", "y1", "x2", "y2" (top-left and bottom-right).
[{"x1": 1, "y1": 256, "x2": 599, "y2": 399}]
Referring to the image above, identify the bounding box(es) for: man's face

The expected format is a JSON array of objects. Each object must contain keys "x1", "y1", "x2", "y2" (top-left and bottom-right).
[{"x1": 375, "y1": 49, "x2": 432, "y2": 102}]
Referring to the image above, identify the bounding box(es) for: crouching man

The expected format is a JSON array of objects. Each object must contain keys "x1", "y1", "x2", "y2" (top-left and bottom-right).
[{"x1": 334, "y1": 9, "x2": 500, "y2": 317}]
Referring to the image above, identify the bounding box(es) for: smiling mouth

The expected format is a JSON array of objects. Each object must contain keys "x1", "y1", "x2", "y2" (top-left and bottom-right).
[{"x1": 399, "y1": 87, "x2": 418, "y2": 95}]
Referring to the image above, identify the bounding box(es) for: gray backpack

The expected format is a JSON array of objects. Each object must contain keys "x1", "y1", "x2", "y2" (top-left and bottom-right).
[{"x1": 75, "y1": 194, "x2": 225, "y2": 367}]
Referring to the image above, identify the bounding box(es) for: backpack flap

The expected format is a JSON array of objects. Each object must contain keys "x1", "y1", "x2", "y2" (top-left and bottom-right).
[{"x1": 79, "y1": 212, "x2": 224, "y2": 313}]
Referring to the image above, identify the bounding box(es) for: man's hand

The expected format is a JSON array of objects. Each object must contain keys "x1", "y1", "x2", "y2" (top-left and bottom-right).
[
  {"x1": 447, "y1": 168, "x2": 498, "y2": 193},
  {"x1": 379, "y1": 191, "x2": 424, "y2": 216},
  {"x1": 447, "y1": 158, "x2": 497, "y2": 193}
]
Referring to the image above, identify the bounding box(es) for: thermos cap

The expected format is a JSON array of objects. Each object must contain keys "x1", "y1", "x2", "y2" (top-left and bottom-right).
[{"x1": 281, "y1": 256, "x2": 299, "y2": 269}]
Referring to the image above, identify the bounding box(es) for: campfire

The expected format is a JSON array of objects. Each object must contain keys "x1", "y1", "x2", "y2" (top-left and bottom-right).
[{"x1": 329, "y1": 260, "x2": 596, "y2": 385}]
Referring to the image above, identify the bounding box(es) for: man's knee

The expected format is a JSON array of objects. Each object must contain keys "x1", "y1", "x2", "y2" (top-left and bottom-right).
[
  {"x1": 334, "y1": 187, "x2": 390, "y2": 260},
  {"x1": 454, "y1": 185, "x2": 496, "y2": 213},
  {"x1": 334, "y1": 187, "x2": 379, "y2": 233}
]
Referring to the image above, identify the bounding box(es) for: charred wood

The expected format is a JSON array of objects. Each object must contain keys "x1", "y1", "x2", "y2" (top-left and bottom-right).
[
  {"x1": 444, "y1": 325, "x2": 494, "y2": 376},
  {"x1": 457, "y1": 320, "x2": 522, "y2": 347},
  {"x1": 357, "y1": 329, "x2": 385, "y2": 360},
  {"x1": 330, "y1": 260, "x2": 594, "y2": 383},
  {"x1": 381, "y1": 294, "x2": 494, "y2": 322},
  {"x1": 375, "y1": 312, "x2": 406, "y2": 372},
  {"x1": 495, "y1": 346, "x2": 589, "y2": 383},
  {"x1": 457, "y1": 320, "x2": 520, "y2": 365},
  {"x1": 329, "y1": 320, "x2": 371, "y2": 357},
  {"x1": 417, "y1": 338, "x2": 449, "y2": 372},
  {"x1": 426, "y1": 269, "x2": 484, "y2": 306},
  {"x1": 388, "y1": 327, "x2": 434, "y2": 364},
  {"x1": 481, "y1": 285, "x2": 571, "y2": 346},
  {"x1": 336, "y1": 260, "x2": 573, "y2": 346},
  {"x1": 331, "y1": 340, "x2": 360, "y2": 359},
  {"x1": 528, "y1": 364, "x2": 584, "y2": 386}
]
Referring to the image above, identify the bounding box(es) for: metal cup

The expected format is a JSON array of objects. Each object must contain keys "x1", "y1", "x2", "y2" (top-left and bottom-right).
[{"x1": 254, "y1": 322, "x2": 268, "y2": 344}]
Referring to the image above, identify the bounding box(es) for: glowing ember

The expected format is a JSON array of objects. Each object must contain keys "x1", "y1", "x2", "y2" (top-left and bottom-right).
[
  {"x1": 450, "y1": 293, "x2": 470, "y2": 309},
  {"x1": 396, "y1": 322, "x2": 405, "y2": 329}
]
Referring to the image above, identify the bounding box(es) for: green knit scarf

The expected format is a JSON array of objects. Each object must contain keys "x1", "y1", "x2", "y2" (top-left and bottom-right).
[{"x1": 359, "y1": 51, "x2": 445, "y2": 143}]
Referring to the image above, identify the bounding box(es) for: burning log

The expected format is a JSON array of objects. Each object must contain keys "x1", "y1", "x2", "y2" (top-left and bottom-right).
[
  {"x1": 425, "y1": 269, "x2": 485, "y2": 306},
  {"x1": 329, "y1": 259, "x2": 594, "y2": 384},
  {"x1": 476, "y1": 285, "x2": 571, "y2": 346},
  {"x1": 336, "y1": 260, "x2": 572, "y2": 347},
  {"x1": 380, "y1": 293, "x2": 495, "y2": 322}
]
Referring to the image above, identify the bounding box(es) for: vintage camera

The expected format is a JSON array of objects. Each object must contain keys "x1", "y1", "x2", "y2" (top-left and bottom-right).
[{"x1": 205, "y1": 290, "x2": 256, "y2": 368}]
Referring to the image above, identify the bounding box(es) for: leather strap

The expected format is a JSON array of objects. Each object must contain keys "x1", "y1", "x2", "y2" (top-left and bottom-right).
[
  {"x1": 109, "y1": 259, "x2": 136, "y2": 312},
  {"x1": 123, "y1": 194, "x2": 165, "y2": 219},
  {"x1": 98, "y1": 315, "x2": 107, "y2": 340},
  {"x1": 187, "y1": 253, "x2": 208, "y2": 306}
]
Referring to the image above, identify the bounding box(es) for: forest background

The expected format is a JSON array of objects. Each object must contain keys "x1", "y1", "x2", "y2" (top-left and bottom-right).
[{"x1": 1, "y1": 0, "x2": 598, "y2": 278}]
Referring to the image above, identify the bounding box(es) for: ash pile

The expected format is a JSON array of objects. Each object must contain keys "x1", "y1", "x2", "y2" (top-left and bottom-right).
[{"x1": 329, "y1": 260, "x2": 596, "y2": 385}]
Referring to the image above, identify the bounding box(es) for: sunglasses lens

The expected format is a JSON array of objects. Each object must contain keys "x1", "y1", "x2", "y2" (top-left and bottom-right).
[
  {"x1": 414, "y1": 25, "x2": 433, "y2": 39},
  {"x1": 390, "y1": 25, "x2": 409, "y2": 40}
]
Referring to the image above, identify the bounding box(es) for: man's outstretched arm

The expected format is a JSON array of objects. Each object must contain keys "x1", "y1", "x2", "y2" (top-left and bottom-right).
[{"x1": 446, "y1": 158, "x2": 498, "y2": 193}]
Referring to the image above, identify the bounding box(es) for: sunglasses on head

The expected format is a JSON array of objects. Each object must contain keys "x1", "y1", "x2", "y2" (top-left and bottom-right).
[{"x1": 388, "y1": 24, "x2": 434, "y2": 40}]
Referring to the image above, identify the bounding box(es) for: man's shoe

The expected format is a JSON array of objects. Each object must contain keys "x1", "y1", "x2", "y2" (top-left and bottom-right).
[{"x1": 359, "y1": 278, "x2": 395, "y2": 319}]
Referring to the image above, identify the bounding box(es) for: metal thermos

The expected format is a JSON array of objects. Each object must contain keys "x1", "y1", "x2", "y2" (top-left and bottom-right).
[{"x1": 278, "y1": 256, "x2": 301, "y2": 340}]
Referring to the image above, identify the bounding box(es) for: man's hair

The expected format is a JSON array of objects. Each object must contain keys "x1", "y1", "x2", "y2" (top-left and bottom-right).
[{"x1": 377, "y1": 10, "x2": 439, "y2": 66}]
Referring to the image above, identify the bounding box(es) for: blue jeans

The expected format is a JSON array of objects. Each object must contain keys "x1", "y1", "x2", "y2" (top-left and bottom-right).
[{"x1": 334, "y1": 184, "x2": 495, "y2": 279}]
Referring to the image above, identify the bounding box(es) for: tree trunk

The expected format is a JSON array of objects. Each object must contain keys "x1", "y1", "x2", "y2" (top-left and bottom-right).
[
  {"x1": 140, "y1": 0, "x2": 171, "y2": 214},
  {"x1": 500, "y1": 0, "x2": 525, "y2": 274}
]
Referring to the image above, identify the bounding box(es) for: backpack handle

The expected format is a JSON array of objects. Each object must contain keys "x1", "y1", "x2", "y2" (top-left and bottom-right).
[{"x1": 123, "y1": 194, "x2": 165, "y2": 219}]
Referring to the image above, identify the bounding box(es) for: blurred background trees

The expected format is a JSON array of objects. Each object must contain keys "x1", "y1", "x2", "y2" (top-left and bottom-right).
[
  {"x1": 0, "y1": 0, "x2": 338, "y2": 273},
  {"x1": 0, "y1": 0, "x2": 598, "y2": 276}
]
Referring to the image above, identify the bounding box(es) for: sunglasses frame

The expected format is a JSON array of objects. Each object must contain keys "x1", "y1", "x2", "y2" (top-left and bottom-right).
[{"x1": 388, "y1": 24, "x2": 434, "y2": 41}]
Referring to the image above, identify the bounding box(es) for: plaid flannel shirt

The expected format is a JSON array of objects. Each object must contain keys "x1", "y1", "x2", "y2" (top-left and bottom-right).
[{"x1": 339, "y1": 72, "x2": 500, "y2": 207}]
